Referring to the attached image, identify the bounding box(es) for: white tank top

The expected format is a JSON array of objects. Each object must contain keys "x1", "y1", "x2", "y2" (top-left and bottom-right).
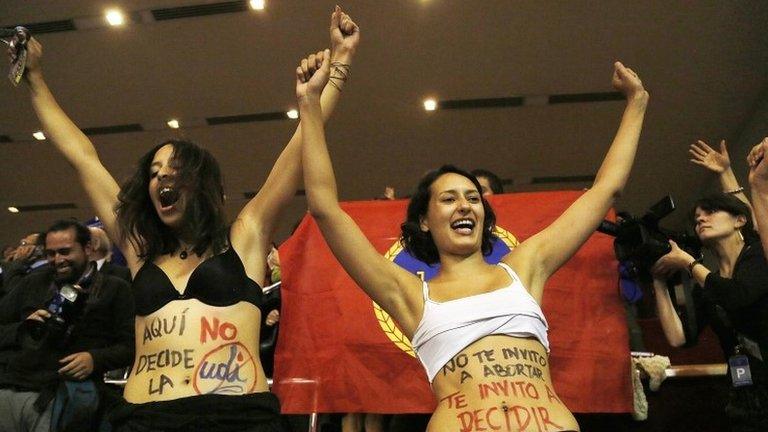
[{"x1": 411, "y1": 262, "x2": 549, "y2": 383}]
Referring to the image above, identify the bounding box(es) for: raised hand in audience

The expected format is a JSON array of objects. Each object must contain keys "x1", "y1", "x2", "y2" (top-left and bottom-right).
[
  {"x1": 748, "y1": 137, "x2": 768, "y2": 188},
  {"x1": 748, "y1": 138, "x2": 768, "y2": 254},
  {"x1": 690, "y1": 139, "x2": 755, "y2": 222},
  {"x1": 690, "y1": 139, "x2": 731, "y2": 174}
]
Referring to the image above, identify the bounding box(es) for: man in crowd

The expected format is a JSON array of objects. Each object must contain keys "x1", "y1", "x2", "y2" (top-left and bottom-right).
[
  {"x1": 2, "y1": 245, "x2": 16, "y2": 262},
  {"x1": 471, "y1": 168, "x2": 504, "y2": 196},
  {"x1": 88, "y1": 226, "x2": 131, "y2": 282},
  {"x1": 0, "y1": 232, "x2": 48, "y2": 298},
  {"x1": 0, "y1": 219, "x2": 134, "y2": 431}
]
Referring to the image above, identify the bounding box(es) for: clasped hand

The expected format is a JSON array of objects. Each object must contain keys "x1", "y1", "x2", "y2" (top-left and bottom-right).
[
  {"x1": 748, "y1": 137, "x2": 768, "y2": 190},
  {"x1": 651, "y1": 240, "x2": 695, "y2": 279},
  {"x1": 611, "y1": 62, "x2": 646, "y2": 100},
  {"x1": 24, "y1": 309, "x2": 95, "y2": 380},
  {"x1": 58, "y1": 352, "x2": 94, "y2": 381}
]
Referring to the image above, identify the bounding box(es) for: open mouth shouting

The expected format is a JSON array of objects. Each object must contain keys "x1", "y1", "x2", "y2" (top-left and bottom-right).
[
  {"x1": 450, "y1": 218, "x2": 476, "y2": 235},
  {"x1": 159, "y1": 186, "x2": 180, "y2": 209}
]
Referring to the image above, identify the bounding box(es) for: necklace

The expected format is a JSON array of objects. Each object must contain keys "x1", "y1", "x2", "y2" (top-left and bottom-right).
[{"x1": 178, "y1": 242, "x2": 189, "y2": 260}]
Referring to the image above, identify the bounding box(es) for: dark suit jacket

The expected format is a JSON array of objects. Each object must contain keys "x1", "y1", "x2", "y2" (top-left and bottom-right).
[
  {"x1": 0, "y1": 267, "x2": 135, "y2": 390},
  {"x1": 100, "y1": 261, "x2": 132, "y2": 283},
  {"x1": 0, "y1": 261, "x2": 49, "y2": 299}
]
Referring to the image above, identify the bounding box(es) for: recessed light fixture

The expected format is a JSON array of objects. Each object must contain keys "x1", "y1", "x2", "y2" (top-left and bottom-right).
[
  {"x1": 7, "y1": 206, "x2": 19, "y2": 213},
  {"x1": 105, "y1": 9, "x2": 126, "y2": 26},
  {"x1": 286, "y1": 109, "x2": 299, "y2": 119},
  {"x1": 167, "y1": 119, "x2": 180, "y2": 129},
  {"x1": 423, "y1": 98, "x2": 438, "y2": 111},
  {"x1": 32, "y1": 131, "x2": 46, "y2": 140},
  {"x1": 249, "y1": 0, "x2": 266, "y2": 10}
]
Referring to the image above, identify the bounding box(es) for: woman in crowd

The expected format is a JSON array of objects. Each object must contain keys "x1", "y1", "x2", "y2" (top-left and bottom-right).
[
  {"x1": 652, "y1": 192, "x2": 768, "y2": 429},
  {"x1": 295, "y1": 46, "x2": 647, "y2": 431},
  {"x1": 16, "y1": 7, "x2": 359, "y2": 431}
]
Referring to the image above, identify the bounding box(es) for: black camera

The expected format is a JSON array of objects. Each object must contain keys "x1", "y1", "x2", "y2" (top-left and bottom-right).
[
  {"x1": 20, "y1": 262, "x2": 97, "y2": 350},
  {"x1": 598, "y1": 195, "x2": 702, "y2": 281}
]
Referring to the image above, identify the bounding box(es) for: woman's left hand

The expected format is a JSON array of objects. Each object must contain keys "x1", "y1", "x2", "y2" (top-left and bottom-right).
[
  {"x1": 651, "y1": 240, "x2": 695, "y2": 279},
  {"x1": 330, "y1": 6, "x2": 360, "y2": 62}
]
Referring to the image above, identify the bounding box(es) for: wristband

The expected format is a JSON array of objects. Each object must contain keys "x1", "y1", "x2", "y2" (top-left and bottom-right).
[{"x1": 687, "y1": 257, "x2": 704, "y2": 276}]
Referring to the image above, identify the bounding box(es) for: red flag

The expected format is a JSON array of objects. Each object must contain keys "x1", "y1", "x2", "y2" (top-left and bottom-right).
[{"x1": 274, "y1": 191, "x2": 633, "y2": 414}]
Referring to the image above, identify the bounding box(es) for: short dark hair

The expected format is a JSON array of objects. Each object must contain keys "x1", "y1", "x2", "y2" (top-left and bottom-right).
[
  {"x1": 401, "y1": 165, "x2": 497, "y2": 264},
  {"x1": 33, "y1": 231, "x2": 45, "y2": 247},
  {"x1": 44, "y1": 219, "x2": 91, "y2": 248},
  {"x1": 470, "y1": 169, "x2": 503, "y2": 194},
  {"x1": 693, "y1": 193, "x2": 758, "y2": 242},
  {"x1": 116, "y1": 139, "x2": 227, "y2": 261}
]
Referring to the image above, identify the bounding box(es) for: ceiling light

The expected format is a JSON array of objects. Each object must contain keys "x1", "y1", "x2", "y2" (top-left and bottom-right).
[
  {"x1": 249, "y1": 0, "x2": 266, "y2": 10},
  {"x1": 105, "y1": 9, "x2": 125, "y2": 26},
  {"x1": 167, "y1": 119, "x2": 180, "y2": 129},
  {"x1": 286, "y1": 109, "x2": 299, "y2": 119},
  {"x1": 32, "y1": 131, "x2": 46, "y2": 140},
  {"x1": 8, "y1": 207, "x2": 19, "y2": 213},
  {"x1": 423, "y1": 98, "x2": 437, "y2": 111}
]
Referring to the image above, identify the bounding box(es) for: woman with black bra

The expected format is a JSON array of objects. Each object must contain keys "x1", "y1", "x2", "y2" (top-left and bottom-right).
[
  {"x1": 16, "y1": 7, "x2": 359, "y2": 431},
  {"x1": 296, "y1": 49, "x2": 648, "y2": 430}
]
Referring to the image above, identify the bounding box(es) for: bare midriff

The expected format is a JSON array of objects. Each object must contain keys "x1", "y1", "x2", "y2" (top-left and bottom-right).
[
  {"x1": 124, "y1": 299, "x2": 268, "y2": 403},
  {"x1": 428, "y1": 335, "x2": 579, "y2": 432}
]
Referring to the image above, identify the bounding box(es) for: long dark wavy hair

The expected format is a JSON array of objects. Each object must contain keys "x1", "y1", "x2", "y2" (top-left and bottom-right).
[
  {"x1": 400, "y1": 165, "x2": 497, "y2": 264},
  {"x1": 692, "y1": 193, "x2": 759, "y2": 244},
  {"x1": 116, "y1": 140, "x2": 228, "y2": 261}
]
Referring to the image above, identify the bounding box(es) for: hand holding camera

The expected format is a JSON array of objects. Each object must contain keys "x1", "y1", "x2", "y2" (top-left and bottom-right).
[{"x1": 20, "y1": 262, "x2": 97, "y2": 350}]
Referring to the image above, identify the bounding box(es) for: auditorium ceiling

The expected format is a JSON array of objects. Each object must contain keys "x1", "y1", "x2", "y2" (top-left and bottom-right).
[{"x1": 1, "y1": 1, "x2": 768, "y2": 247}]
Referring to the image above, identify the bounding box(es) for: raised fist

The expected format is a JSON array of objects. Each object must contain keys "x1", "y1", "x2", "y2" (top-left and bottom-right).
[
  {"x1": 330, "y1": 6, "x2": 360, "y2": 61},
  {"x1": 611, "y1": 62, "x2": 645, "y2": 100},
  {"x1": 296, "y1": 49, "x2": 330, "y2": 101}
]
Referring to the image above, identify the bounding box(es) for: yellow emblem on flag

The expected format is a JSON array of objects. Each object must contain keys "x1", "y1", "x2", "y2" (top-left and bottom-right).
[{"x1": 374, "y1": 226, "x2": 519, "y2": 357}]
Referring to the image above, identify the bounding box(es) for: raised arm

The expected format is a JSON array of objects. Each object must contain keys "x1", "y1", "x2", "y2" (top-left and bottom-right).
[
  {"x1": 651, "y1": 278, "x2": 686, "y2": 347},
  {"x1": 18, "y1": 39, "x2": 136, "y2": 268},
  {"x1": 297, "y1": 49, "x2": 423, "y2": 335},
  {"x1": 690, "y1": 139, "x2": 756, "y2": 225},
  {"x1": 231, "y1": 7, "x2": 359, "y2": 281},
  {"x1": 748, "y1": 138, "x2": 768, "y2": 255},
  {"x1": 506, "y1": 62, "x2": 648, "y2": 300}
]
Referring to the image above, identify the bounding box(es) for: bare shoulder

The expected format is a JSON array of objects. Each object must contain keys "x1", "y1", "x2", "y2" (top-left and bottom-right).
[
  {"x1": 372, "y1": 264, "x2": 425, "y2": 337},
  {"x1": 223, "y1": 218, "x2": 268, "y2": 283},
  {"x1": 501, "y1": 241, "x2": 546, "y2": 300}
]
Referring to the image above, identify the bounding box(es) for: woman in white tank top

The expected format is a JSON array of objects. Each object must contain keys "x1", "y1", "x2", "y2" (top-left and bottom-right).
[{"x1": 295, "y1": 53, "x2": 648, "y2": 431}]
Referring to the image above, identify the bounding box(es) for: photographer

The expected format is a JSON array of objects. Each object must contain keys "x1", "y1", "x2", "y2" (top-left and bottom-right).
[
  {"x1": 0, "y1": 220, "x2": 134, "y2": 432},
  {"x1": 651, "y1": 193, "x2": 768, "y2": 431}
]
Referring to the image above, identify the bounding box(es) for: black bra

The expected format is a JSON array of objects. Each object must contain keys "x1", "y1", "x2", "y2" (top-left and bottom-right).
[{"x1": 133, "y1": 246, "x2": 263, "y2": 316}]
